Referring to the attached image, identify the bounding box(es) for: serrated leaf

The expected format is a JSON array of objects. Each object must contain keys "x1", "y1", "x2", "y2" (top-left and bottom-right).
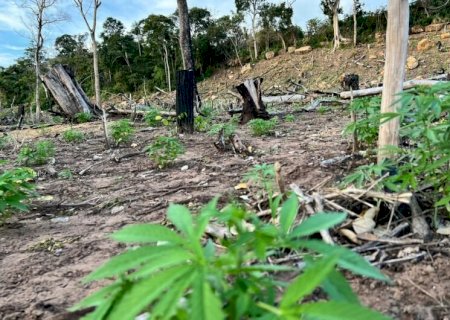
[
  {"x1": 296, "y1": 240, "x2": 389, "y2": 281},
  {"x1": 152, "y1": 271, "x2": 196, "y2": 320},
  {"x1": 281, "y1": 255, "x2": 339, "y2": 308},
  {"x1": 191, "y1": 274, "x2": 225, "y2": 320},
  {"x1": 84, "y1": 246, "x2": 188, "y2": 282},
  {"x1": 130, "y1": 248, "x2": 193, "y2": 279},
  {"x1": 111, "y1": 224, "x2": 184, "y2": 244},
  {"x1": 280, "y1": 194, "x2": 299, "y2": 234},
  {"x1": 71, "y1": 282, "x2": 122, "y2": 311},
  {"x1": 108, "y1": 265, "x2": 192, "y2": 320},
  {"x1": 167, "y1": 204, "x2": 194, "y2": 237},
  {"x1": 290, "y1": 213, "x2": 346, "y2": 238},
  {"x1": 296, "y1": 301, "x2": 392, "y2": 320},
  {"x1": 322, "y1": 269, "x2": 360, "y2": 304}
]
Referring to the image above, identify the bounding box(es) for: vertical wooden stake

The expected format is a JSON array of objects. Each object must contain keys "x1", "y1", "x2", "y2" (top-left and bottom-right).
[{"x1": 378, "y1": 0, "x2": 409, "y2": 163}]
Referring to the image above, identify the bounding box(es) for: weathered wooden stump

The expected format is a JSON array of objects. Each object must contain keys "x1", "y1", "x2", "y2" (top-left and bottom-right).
[
  {"x1": 236, "y1": 78, "x2": 271, "y2": 124},
  {"x1": 176, "y1": 70, "x2": 195, "y2": 134},
  {"x1": 41, "y1": 64, "x2": 93, "y2": 118}
]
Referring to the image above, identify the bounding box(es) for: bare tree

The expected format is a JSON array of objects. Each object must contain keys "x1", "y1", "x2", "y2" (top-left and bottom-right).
[
  {"x1": 19, "y1": 0, "x2": 62, "y2": 124},
  {"x1": 177, "y1": 0, "x2": 194, "y2": 71},
  {"x1": 353, "y1": 0, "x2": 362, "y2": 47},
  {"x1": 321, "y1": 0, "x2": 341, "y2": 51},
  {"x1": 236, "y1": 0, "x2": 266, "y2": 60},
  {"x1": 73, "y1": 0, "x2": 110, "y2": 148},
  {"x1": 378, "y1": 0, "x2": 409, "y2": 163}
]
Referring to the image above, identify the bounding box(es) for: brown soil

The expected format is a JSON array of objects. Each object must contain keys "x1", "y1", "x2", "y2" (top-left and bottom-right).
[{"x1": 1, "y1": 110, "x2": 449, "y2": 320}]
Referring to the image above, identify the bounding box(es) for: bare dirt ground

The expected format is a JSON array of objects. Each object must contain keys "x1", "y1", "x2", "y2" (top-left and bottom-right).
[{"x1": 1, "y1": 108, "x2": 449, "y2": 320}]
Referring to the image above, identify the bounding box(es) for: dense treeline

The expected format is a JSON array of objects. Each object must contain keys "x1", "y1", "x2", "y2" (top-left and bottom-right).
[{"x1": 0, "y1": 0, "x2": 449, "y2": 110}]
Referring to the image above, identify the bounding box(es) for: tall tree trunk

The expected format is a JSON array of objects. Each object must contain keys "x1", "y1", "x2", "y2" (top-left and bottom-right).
[
  {"x1": 231, "y1": 38, "x2": 243, "y2": 67},
  {"x1": 332, "y1": 2, "x2": 341, "y2": 51},
  {"x1": 353, "y1": 0, "x2": 357, "y2": 47},
  {"x1": 278, "y1": 33, "x2": 287, "y2": 51},
  {"x1": 34, "y1": 50, "x2": 41, "y2": 124},
  {"x1": 178, "y1": 0, "x2": 194, "y2": 71},
  {"x1": 377, "y1": 0, "x2": 409, "y2": 163},
  {"x1": 163, "y1": 44, "x2": 171, "y2": 91},
  {"x1": 251, "y1": 14, "x2": 258, "y2": 60}
]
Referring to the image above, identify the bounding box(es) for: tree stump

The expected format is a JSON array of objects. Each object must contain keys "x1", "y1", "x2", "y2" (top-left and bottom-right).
[
  {"x1": 176, "y1": 70, "x2": 195, "y2": 134},
  {"x1": 41, "y1": 64, "x2": 93, "y2": 118},
  {"x1": 236, "y1": 78, "x2": 271, "y2": 124}
]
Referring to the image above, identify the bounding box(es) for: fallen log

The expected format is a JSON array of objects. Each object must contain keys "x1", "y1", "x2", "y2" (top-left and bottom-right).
[
  {"x1": 262, "y1": 94, "x2": 306, "y2": 104},
  {"x1": 41, "y1": 64, "x2": 93, "y2": 117},
  {"x1": 340, "y1": 75, "x2": 450, "y2": 99}
]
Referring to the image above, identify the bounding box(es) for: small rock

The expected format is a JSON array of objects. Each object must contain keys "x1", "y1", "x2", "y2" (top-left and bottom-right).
[
  {"x1": 368, "y1": 54, "x2": 377, "y2": 60},
  {"x1": 425, "y1": 23, "x2": 445, "y2": 32},
  {"x1": 411, "y1": 25, "x2": 424, "y2": 34},
  {"x1": 441, "y1": 32, "x2": 450, "y2": 40},
  {"x1": 51, "y1": 217, "x2": 70, "y2": 223},
  {"x1": 93, "y1": 155, "x2": 103, "y2": 161},
  {"x1": 417, "y1": 38, "x2": 433, "y2": 51},
  {"x1": 287, "y1": 46, "x2": 296, "y2": 53},
  {"x1": 294, "y1": 46, "x2": 312, "y2": 55},
  {"x1": 406, "y1": 56, "x2": 419, "y2": 70},
  {"x1": 265, "y1": 51, "x2": 275, "y2": 60},
  {"x1": 111, "y1": 206, "x2": 125, "y2": 215},
  {"x1": 240, "y1": 63, "x2": 252, "y2": 74},
  {"x1": 181, "y1": 165, "x2": 189, "y2": 171}
]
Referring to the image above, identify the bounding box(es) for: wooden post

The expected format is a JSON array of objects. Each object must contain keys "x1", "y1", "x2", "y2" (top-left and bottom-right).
[
  {"x1": 378, "y1": 0, "x2": 409, "y2": 163},
  {"x1": 176, "y1": 70, "x2": 195, "y2": 134}
]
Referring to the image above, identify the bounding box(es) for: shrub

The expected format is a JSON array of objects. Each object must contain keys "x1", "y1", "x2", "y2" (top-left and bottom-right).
[
  {"x1": 58, "y1": 169, "x2": 73, "y2": 180},
  {"x1": 74, "y1": 112, "x2": 92, "y2": 123},
  {"x1": 62, "y1": 129, "x2": 85, "y2": 144},
  {"x1": 0, "y1": 135, "x2": 12, "y2": 150},
  {"x1": 208, "y1": 122, "x2": 236, "y2": 139},
  {"x1": 17, "y1": 140, "x2": 55, "y2": 165},
  {"x1": 110, "y1": 119, "x2": 135, "y2": 145},
  {"x1": 0, "y1": 167, "x2": 36, "y2": 218},
  {"x1": 146, "y1": 137, "x2": 184, "y2": 168},
  {"x1": 285, "y1": 114, "x2": 296, "y2": 122},
  {"x1": 248, "y1": 118, "x2": 277, "y2": 136},
  {"x1": 73, "y1": 195, "x2": 389, "y2": 320},
  {"x1": 194, "y1": 115, "x2": 211, "y2": 132},
  {"x1": 144, "y1": 108, "x2": 173, "y2": 127},
  {"x1": 343, "y1": 83, "x2": 450, "y2": 212}
]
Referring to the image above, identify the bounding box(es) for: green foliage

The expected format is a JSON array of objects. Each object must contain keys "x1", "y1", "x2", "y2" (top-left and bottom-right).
[
  {"x1": 0, "y1": 167, "x2": 36, "y2": 217},
  {"x1": 194, "y1": 116, "x2": 212, "y2": 132},
  {"x1": 343, "y1": 97, "x2": 382, "y2": 147},
  {"x1": 146, "y1": 137, "x2": 184, "y2": 168},
  {"x1": 344, "y1": 83, "x2": 450, "y2": 212},
  {"x1": 207, "y1": 122, "x2": 236, "y2": 139},
  {"x1": 110, "y1": 119, "x2": 135, "y2": 145},
  {"x1": 17, "y1": 140, "x2": 55, "y2": 166},
  {"x1": 144, "y1": 108, "x2": 165, "y2": 127},
  {"x1": 285, "y1": 114, "x2": 295, "y2": 122},
  {"x1": 63, "y1": 129, "x2": 85, "y2": 144},
  {"x1": 245, "y1": 163, "x2": 282, "y2": 216},
  {"x1": 74, "y1": 112, "x2": 93, "y2": 124},
  {"x1": 248, "y1": 118, "x2": 277, "y2": 136},
  {"x1": 73, "y1": 195, "x2": 389, "y2": 320},
  {"x1": 58, "y1": 169, "x2": 73, "y2": 180},
  {"x1": 0, "y1": 135, "x2": 12, "y2": 150},
  {"x1": 317, "y1": 105, "x2": 330, "y2": 114}
]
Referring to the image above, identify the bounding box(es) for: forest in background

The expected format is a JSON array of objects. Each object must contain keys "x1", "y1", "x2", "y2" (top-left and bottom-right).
[{"x1": 0, "y1": 0, "x2": 449, "y2": 110}]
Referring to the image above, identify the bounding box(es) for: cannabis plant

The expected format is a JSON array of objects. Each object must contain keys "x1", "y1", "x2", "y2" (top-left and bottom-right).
[{"x1": 73, "y1": 195, "x2": 390, "y2": 320}]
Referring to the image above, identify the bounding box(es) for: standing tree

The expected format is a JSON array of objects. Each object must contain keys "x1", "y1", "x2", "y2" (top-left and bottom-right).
[
  {"x1": 235, "y1": 0, "x2": 266, "y2": 60},
  {"x1": 260, "y1": 2, "x2": 293, "y2": 51},
  {"x1": 74, "y1": 0, "x2": 110, "y2": 148},
  {"x1": 19, "y1": 0, "x2": 61, "y2": 124},
  {"x1": 353, "y1": 0, "x2": 362, "y2": 46},
  {"x1": 321, "y1": 0, "x2": 342, "y2": 51},
  {"x1": 176, "y1": 0, "x2": 196, "y2": 133},
  {"x1": 377, "y1": 0, "x2": 409, "y2": 163}
]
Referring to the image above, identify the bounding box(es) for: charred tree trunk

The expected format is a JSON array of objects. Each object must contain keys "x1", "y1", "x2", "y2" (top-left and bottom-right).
[
  {"x1": 176, "y1": 70, "x2": 194, "y2": 133},
  {"x1": 236, "y1": 78, "x2": 271, "y2": 124},
  {"x1": 41, "y1": 64, "x2": 93, "y2": 118}
]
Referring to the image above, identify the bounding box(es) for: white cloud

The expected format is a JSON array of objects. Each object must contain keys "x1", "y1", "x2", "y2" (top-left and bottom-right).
[
  {"x1": 0, "y1": 2, "x2": 27, "y2": 32},
  {"x1": 2, "y1": 44, "x2": 26, "y2": 51},
  {"x1": 0, "y1": 53, "x2": 17, "y2": 67}
]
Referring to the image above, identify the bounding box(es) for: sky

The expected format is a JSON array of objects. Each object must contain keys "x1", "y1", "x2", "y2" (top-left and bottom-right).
[{"x1": 0, "y1": 0, "x2": 387, "y2": 68}]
